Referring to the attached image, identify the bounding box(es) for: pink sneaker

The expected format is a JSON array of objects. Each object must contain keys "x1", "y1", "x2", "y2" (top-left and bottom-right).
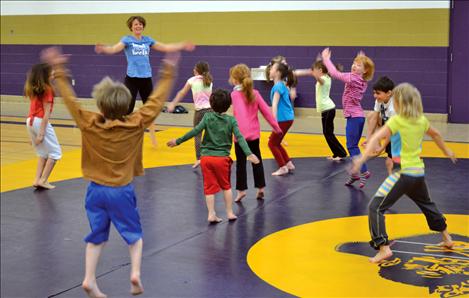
[{"x1": 359, "y1": 171, "x2": 371, "y2": 188}]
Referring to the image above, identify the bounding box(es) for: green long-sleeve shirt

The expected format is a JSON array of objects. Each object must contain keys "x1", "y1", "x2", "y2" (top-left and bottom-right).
[{"x1": 176, "y1": 112, "x2": 252, "y2": 157}]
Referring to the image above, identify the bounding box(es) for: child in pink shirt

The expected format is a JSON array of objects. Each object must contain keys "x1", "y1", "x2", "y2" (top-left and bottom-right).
[
  {"x1": 322, "y1": 48, "x2": 375, "y2": 188},
  {"x1": 229, "y1": 64, "x2": 282, "y2": 202}
]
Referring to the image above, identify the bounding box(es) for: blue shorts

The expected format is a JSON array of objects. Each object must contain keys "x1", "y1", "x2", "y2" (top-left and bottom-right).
[{"x1": 84, "y1": 182, "x2": 142, "y2": 245}]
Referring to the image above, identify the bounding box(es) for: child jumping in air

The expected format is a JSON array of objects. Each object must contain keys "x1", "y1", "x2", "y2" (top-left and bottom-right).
[
  {"x1": 167, "y1": 61, "x2": 213, "y2": 168},
  {"x1": 167, "y1": 89, "x2": 259, "y2": 223},
  {"x1": 364, "y1": 76, "x2": 401, "y2": 175},
  {"x1": 229, "y1": 64, "x2": 282, "y2": 202},
  {"x1": 322, "y1": 47, "x2": 375, "y2": 188},
  {"x1": 41, "y1": 47, "x2": 180, "y2": 297},
  {"x1": 25, "y1": 63, "x2": 62, "y2": 189},
  {"x1": 352, "y1": 83, "x2": 455, "y2": 264}
]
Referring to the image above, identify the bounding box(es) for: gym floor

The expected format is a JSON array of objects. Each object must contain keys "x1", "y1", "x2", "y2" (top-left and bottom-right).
[{"x1": 1, "y1": 115, "x2": 468, "y2": 297}]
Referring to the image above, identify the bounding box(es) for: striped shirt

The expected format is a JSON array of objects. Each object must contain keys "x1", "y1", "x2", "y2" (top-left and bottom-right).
[{"x1": 323, "y1": 58, "x2": 367, "y2": 118}]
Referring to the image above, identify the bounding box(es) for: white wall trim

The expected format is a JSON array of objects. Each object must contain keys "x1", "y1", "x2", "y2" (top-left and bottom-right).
[{"x1": 1, "y1": 1, "x2": 450, "y2": 16}]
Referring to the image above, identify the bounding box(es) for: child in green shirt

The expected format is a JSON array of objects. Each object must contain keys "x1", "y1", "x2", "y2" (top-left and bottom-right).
[{"x1": 168, "y1": 89, "x2": 259, "y2": 223}]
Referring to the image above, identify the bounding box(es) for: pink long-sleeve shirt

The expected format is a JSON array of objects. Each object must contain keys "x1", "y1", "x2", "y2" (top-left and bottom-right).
[
  {"x1": 231, "y1": 88, "x2": 281, "y2": 141},
  {"x1": 323, "y1": 58, "x2": 367, "y2": 118}
]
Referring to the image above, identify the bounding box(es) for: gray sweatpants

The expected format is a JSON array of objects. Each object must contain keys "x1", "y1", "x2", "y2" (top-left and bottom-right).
[{"x1": 368, "y1": 172, "x2": 447, "y2": 249}]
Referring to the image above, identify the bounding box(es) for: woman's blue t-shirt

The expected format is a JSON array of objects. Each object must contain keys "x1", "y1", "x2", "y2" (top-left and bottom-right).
[{"x1": 121, "y1": 35, "x2": 156, "y2": 78}]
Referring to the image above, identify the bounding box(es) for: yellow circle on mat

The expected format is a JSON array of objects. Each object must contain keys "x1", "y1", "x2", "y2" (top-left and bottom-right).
[{"x1": 247, "y1": 214, "x2": 468, "y2": 297}]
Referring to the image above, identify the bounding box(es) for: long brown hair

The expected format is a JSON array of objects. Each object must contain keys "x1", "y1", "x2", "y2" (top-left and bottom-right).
[
  {"x1": 24, "y1": 63, "x2": 52, "y2": 99},
  {"x1": 194, "y1": 61, "x2": 212, "y2": 87},
  {"x1": 273, "y1": 62, "x2": 296, "y2": 88},
  {"x1": 230, "y1": 64, "x2": 255, "y2": 103},
  {"x1": 265, "y1": 55, "x2": 286, "y2": 83}
]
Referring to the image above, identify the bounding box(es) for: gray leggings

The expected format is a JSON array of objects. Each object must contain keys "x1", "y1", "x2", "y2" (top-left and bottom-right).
[
  {"x1": 368, "y1": 172, "x2": 447, "y2": 249},
  {"x1": 193, "y1": 108, "x2": 212, "y2": 160}
]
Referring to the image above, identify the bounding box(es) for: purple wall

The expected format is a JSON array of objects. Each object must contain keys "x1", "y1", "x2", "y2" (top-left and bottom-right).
[
  {"x1": 448, "y1": 0, "x2": 469, "y2": 123},
  {"x1": 1, "y1": 45, "x2": 448, "y2": 113}
]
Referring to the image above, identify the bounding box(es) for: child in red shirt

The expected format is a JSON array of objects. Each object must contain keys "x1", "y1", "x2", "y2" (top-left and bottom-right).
[{"x1": 25, "y1": 63, "x2": 62, "y2": 189}]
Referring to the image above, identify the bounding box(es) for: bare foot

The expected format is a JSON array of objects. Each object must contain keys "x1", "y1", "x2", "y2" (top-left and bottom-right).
[
  {"x1": 82, "y1": 281, "x2": 107, "y2": 298},
  {"x1": 192, "y1": 160, "x2": 201, "y2": 169},
  {"x1": 208, "y1": 215, "x2": 222, "y2": 223},
  {"x1": 327, "y1": 156, "x2": 344, "y2": 161},
  {"x1": 438, "y1": 241, "x2": 454, "y2": 249},
  {"x1": 272, "y1": 166, "x2": 289, "y2": 176},
  {"x1": 227, "y1": 213, "x2": 238, "y2": 221},
  {"x1": 234, "y1": 191, "x2": 246, "y2": 202},
  {"x1": 37, "y1": 181, "x2": 56, "y2": 189},
  {"x1": 130, "y1": 275, "x2": 144, "y2": 295},
  {"x1": 369, "y1": 247, "x2": 393, "y2": 264},
  {"x1": 286, "y1": 161, "x2": 295, "y2": 171},
  {"x1": 439, "y1": 230, "x2": 454, "y2": 249},
  {"x1": 256, "y1": 190, "x2": 265, "y2": 200}
]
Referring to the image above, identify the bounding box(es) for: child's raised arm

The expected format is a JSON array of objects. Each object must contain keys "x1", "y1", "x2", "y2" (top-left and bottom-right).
[
  {"x1": 41, "y1": 47, "x2": 88, "y2": 129},
  {"x1": 321, "y1": 48, "x2": 352, "y2": 83},
  {"x1": 426, "y1": 126, "x2": 457, "y2": 163},
  {"x1": 293, "y1": 69, "x2": 313, "y2": 78}
]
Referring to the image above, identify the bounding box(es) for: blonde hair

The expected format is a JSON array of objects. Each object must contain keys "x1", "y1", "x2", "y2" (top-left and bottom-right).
[
  {"x1": 393, "y1": 83, "x2": 423, "y2": 119},
  {"x1": 92, "y1": 77, "x2": 131, "y2": 120},
  {"x1": 354, "y1": 54, "x2": 375, "y2": 81},
  {"x1": 230, "y1": 64, "x2": 255, "y2": 103}
]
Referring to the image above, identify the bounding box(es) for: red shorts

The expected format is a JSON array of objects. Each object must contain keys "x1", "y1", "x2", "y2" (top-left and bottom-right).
[{"x1": 200, "y1": 156, "x2": 233, "y2": 195}]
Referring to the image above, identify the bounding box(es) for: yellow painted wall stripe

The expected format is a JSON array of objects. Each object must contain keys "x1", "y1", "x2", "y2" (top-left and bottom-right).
[{"x1": 1, "y1": 9, "x2": 449, "y2": 46}]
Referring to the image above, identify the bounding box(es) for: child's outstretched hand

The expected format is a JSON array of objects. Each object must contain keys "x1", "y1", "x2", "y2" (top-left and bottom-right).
[
  {"x1": 447, "y1": 150, "x2": 457, "y2": 164},
  {"x1": 166, "y1": 102, "x2": 176, "y2": 113},
  {"x1": 321, "y1": 48, "x2": 331, "y2": 60},
  {"x1": 41, "y1": 47, "x2": 69, "y2": 66},
  {"x1": 247, "y1": 154, "x2": 260, "y2": 164},
  {"x1": 167, "y1": 139, "x2": 177, "y2": 147},
  {"x1": 34, "y1": 134, "x2": 44, "y2": 145}
]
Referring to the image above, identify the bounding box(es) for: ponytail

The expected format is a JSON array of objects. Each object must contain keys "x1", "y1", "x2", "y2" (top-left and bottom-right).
[
  {"x1": 230, "y1": 64, "x2": 255, "y2": 103},
  {"x1": 286, "y1": 66, "x2": 297, "y2": 88},
  {"x1": 194, "y1": 61, "x2": 212, "y2": 87},
  {"x1": 202, "y1": 72, "x2": 213, "y2": 88},
  {"x1": 242, "y1": 76, "x2": 255, "y2": 103}
]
